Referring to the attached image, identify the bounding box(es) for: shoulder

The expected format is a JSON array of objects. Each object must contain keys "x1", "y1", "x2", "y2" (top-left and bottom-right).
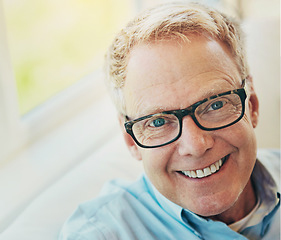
[
  {"x1": 59, "y1": 176, "x2": 150, "y2": 240},
  {"x1": 257, "y1": 149, "x2": 280, "y2": 189},
  {"x1": 257, "y1": 149, "x2": 280, "y2": 162},
  {"x1": 59, "y1": 220, "x2": 120, "y2": 240}
]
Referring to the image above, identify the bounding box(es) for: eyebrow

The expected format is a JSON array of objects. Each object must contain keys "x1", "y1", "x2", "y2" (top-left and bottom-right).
[
  {"x1": 131, "y1": 106, "x2": 167, "y2": 120},
  {"x1": 127, "y1": 80, "x2": 244, "y2": 121},
  {"x1": 197, "y1": 87, "x2": 226, "y2": 101},
  {"x1": 147, "y1": 87, "x2": 227, "y2": 113}
]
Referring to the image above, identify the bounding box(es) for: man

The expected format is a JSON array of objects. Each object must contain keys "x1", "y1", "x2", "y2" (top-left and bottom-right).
[{"x1": 60, "y1": 3, "x2": 280, "y2": 239}]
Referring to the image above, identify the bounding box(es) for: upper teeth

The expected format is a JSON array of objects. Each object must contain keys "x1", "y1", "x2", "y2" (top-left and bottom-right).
[{"x1": 181, "y1": 157, "x2": 224, "y2": 179}]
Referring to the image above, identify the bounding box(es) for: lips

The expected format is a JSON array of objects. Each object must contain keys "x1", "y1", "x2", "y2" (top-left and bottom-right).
[{"x1": 180, "y1": 155, "x2": 229, "y2": 179}]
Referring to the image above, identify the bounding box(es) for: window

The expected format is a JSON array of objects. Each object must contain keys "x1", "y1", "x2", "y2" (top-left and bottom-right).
[{"x1": 3, "y1": 0, "x2": 136, "y2": 115}]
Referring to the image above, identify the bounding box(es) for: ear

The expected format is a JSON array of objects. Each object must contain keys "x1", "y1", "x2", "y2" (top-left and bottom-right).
[
  {"x1": 118, "y1": 115, "x2": 142, "y2": 161},
  {"x1": 246, "y1": 76, "x2": 259, "y2": 128}
]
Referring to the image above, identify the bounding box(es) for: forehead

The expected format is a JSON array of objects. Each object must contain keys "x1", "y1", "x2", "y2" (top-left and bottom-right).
[{"x1": 123, "y1": 37, "x2": 240, "y2": 118}]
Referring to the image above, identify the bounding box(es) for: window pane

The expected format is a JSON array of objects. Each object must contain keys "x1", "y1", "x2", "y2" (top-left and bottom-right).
[{"x1": 3, "y1": 0, "x2": 135, "y2": 114}]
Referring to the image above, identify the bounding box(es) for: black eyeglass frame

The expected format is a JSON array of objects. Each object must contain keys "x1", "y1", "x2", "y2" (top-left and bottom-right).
[{"x1": 124, "y1": 80, "x2": 247, "y2": 148}]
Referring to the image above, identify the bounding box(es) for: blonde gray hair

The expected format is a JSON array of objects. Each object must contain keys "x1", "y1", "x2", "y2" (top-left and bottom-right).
[{"x1": 104, "y1": 2, "x2": 249, "y2": 115}]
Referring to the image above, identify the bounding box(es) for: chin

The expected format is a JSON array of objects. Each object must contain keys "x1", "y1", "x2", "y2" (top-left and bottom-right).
[
  {"x1": 184, "y1": 193, "x2": 239, "y2": 218},
  {"x1": 195, "y1": 205, "x2": 232, "y2": 218}
]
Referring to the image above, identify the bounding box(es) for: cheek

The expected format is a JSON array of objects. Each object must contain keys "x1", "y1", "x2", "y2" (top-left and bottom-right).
[
  {"x1": 142, "y1": 150, "x2": 166, "y2": 172},
  {"x1": 141, "y1": 147, "x2": 174, "y2": 179},
  {"x1": 224, "y1": 111, "x2": 257, "y2": 148},
  {"x1": 222, "y1": 117, "x2": 257, "y2": 173}
]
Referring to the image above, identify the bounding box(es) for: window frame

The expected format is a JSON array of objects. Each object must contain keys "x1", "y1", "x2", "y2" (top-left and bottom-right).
[
  {"x1": 0, "y1": 0, "x2": 109, "y2": 163},
  {"x1": 0, "y1": 0, "x2": 21, "y2": 162}
]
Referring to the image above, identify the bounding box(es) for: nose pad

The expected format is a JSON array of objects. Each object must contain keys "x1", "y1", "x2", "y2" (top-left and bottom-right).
[{"x1": 177, "y1": 116, "x2": 214, "y2": 157}]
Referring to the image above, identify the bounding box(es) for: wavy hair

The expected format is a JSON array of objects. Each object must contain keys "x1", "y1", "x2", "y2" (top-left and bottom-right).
[{"x1": 104, "y1": 2, "x2": 249, "y2": 115}]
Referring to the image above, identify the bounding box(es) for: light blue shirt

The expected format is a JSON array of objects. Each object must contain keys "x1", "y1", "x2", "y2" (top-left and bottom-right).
[{"x1": 59, "y1": 150, "x2": 280, "y2": 240}]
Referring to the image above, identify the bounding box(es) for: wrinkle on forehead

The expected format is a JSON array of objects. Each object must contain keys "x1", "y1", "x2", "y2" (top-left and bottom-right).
[
  {"x1": 123, "y1": 38, "x2": 241, "y2": 118},
  {"x1": 125, "y1": 74, "x2": 240, "y2": 119}
]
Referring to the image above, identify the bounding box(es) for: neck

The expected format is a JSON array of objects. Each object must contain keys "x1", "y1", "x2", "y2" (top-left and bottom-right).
[{"x1": 209, "y1": 178, "x2": 257, "y2": 225}]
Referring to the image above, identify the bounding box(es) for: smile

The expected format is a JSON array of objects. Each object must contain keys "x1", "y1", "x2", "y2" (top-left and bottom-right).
[{"x1": 180, "y1": 155, "x2": 229, "y2": 179}]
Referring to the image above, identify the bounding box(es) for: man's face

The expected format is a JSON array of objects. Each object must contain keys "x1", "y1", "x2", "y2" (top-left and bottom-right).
[{"x1": 122, "y1": 36, "x2": 259, "y2": 218}]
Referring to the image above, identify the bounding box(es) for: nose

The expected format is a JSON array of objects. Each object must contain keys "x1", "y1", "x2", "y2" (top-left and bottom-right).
[{"x1": 177, "y1": 116, "x2": 214, "y2": 157}]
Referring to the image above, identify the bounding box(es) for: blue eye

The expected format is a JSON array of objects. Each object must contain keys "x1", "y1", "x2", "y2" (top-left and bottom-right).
[
  {"x1": 151, "y1": 118, "x2": 166, "y2": 127},
  {"x1": 210, "y1": 101, "x2": 224, "y2": 110}
]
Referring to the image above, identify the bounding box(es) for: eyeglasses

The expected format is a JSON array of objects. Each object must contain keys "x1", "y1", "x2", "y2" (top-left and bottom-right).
[{"x1": 124, "y1": 80, "x2": 247, "y2": 148}]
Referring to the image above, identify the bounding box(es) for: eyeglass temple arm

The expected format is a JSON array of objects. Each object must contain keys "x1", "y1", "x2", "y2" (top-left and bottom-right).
[{"x1": 242, "y1": 77, "x2": 250, "y2": 97}]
